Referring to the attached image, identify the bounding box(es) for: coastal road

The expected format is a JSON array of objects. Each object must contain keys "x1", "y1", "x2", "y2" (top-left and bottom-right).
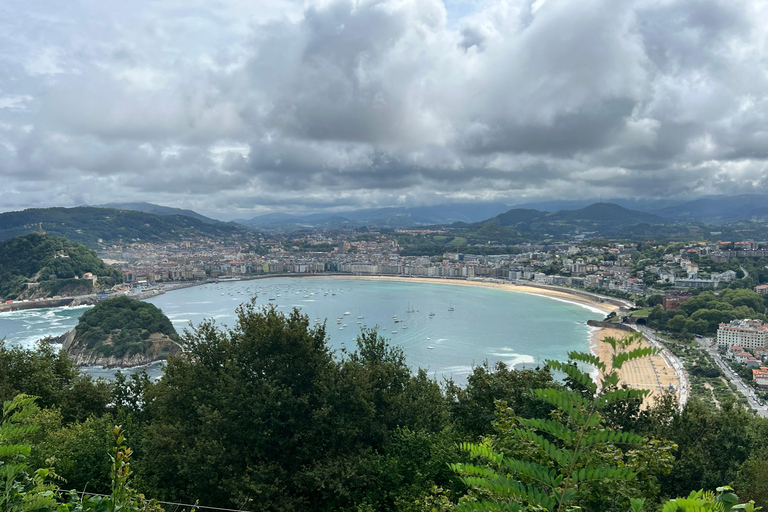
[
  {"x1": 637, "y1": 325, "x2": 767, "y2": 417},
  {"x1": 700, "y1": 338, "x2": 768, "y2": 417}
]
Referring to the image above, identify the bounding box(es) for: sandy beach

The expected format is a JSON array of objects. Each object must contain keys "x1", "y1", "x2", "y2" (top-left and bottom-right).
[{"x1": 595, "y1": 327, "x2": 679, "y2": 407}]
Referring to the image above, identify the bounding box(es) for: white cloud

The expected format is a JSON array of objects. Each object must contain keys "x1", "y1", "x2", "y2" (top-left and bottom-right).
[{"x1": 2, "y1": 0, "x2": 768, "y2": 215}]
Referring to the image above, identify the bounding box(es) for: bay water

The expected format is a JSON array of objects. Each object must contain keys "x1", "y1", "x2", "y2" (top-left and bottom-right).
[{"x1": 0, "y1": 277, "x2": 602, "y2": 383}]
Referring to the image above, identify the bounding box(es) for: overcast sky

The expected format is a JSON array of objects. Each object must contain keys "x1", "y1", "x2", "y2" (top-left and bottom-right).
[{"x1": 2, "y1": 0, "x2": 768, "y2": 219}]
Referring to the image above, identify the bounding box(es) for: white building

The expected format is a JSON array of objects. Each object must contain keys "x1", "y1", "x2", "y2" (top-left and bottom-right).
[{"x1": 717, "y1": 319, "x2": 768, "y2": 350}]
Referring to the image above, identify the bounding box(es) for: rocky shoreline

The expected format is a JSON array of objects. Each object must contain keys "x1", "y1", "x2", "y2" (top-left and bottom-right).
[{"x1": 51, "y1": 329, "x2": 179, "y2": 369}]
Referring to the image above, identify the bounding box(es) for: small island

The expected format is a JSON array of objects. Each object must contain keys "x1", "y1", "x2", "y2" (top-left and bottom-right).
[{"x1": 58, "y1": 296, "x2": 181, "y2": 368}]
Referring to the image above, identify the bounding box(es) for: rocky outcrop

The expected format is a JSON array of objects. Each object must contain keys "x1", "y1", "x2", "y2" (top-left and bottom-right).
[
  {"x1": 586, "y1": 320, "x2": 635, "y2": 332},
  {"x1": 55, "y1": 329, "x2": 181, "y2": 369}
]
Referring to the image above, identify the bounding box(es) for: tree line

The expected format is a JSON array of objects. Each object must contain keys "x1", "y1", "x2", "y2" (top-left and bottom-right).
[{"x1": 1, "y1": 304, "x2": 767, "y2": 511}]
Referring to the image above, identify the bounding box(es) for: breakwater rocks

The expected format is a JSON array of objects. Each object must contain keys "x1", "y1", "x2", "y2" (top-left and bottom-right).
[
  {"x1": 586, "y1": 320, "x2": 635, "y2": 332},
  {"x1": 53, "y1": 329, "x2": 180, "y2": 369}
]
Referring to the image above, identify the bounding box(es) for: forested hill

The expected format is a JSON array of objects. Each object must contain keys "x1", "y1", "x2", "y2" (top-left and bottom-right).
[
  {"x1": 95, "y1": 202, "x2": 224, "y2": 225},
  {"x1": 481, "y1": 202, "x2": 667, "y2": 235},
  {"x1": 0, "y1": 206, "x2": 249, "y2": 246},
  {"x1": 64, "y1": 296, "x2": 179, "y2": 366},
  {"x1": 0, "y1": 233, "x2": 123, "y2": 300}
]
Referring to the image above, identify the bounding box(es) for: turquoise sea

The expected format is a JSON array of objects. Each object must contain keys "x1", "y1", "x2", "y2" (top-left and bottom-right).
[{"x1": 0, "y1": 277, "x2": 603, "y2": 383}]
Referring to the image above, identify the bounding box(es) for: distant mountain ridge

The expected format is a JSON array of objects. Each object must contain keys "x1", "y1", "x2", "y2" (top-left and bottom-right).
[
  {"x1": 237, "y1": 202, "x2": 513, "y2": 228},
  {"x1": 653, "y1": 194, "x2": 768, "y2": 224},
  {"x1": 94, "y1": 202, "x2": 225, "y2": 225},
  {"x1": 476, "y1": 202, "x2": 667, "y2": 236},
  {"x1": 0, "y1": 207, "x2": 249, "y2": 247},
  {"x1": 509, "y1": 195, "x2": 768, "y2": 226}
]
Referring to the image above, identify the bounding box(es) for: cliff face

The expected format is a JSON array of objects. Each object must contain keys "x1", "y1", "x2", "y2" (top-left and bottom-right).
[{"x1": 55, "y1": 329, "x2": 181, "y2": 368}]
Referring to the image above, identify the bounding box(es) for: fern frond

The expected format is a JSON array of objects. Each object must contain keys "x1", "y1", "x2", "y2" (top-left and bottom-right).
[
  {"x1": 531, "y1": 388, "x2": 590, "y2": 424},
  {"x1": 0, "y1": 444, "x2": 32, "y2": 458},
  {"x1": 571, "y1": 465, "x2": 636, "y2": 484},
  {"x1": 517, "y1": 430, "x2": 572, "y2": 468},
  {"x1": 567, "y1": 351, "x2": 606, "y2": 373},
  {"x1": 0, "y1": 424, "x2": 38, "y2": 441},
  {"x1": 612, "y1": 347, "x2": 658, "y2": 370},
  {"x1": 547, "y1": 361, "x2": 597, "y2": 395},
  {"x1": 517, "y1": 418, "x2": 574, "y2": 444},
  {"x1": 582, "y1": 429, "x2": 645, "y2": 447},
  {"x1": 455, "y1": 500, "x2": 524, "y2": 512},
  {"x1": 501, "y1": 458, "x2": 562, "y2": 488},
  {"x1": 458, "y1": 442, "x2": 503, "y2": 466},
  {"x1": 598, "y1": 388, "x2": 650, "y2": 406},
  {"x1": 451, "y1": 462, "x2": 502, "y2": 478},
  {"x1": 532, "y1": 387, "x2": 592, "y2": 409}
]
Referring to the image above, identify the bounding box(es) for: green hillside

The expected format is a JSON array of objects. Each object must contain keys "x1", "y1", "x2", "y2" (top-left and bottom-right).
[
  {"x1": 484, "y1": 202, "x2": 667, "y2": 235},
  {"x1": 95, "y1": 201, "x2": 224, "y2": 225},
  {"x1": 72, "y1": 296, "x2": 178, "y2": 359},
  {"x1": 0, "y1": 233, "x2": 123, "y2": 300},
  {"x1": 0, "y1": 206, "x2": 250, "y2": 247}
]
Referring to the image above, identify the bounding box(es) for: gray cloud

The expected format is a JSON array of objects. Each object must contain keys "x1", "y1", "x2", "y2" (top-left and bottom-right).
[{"x1": 2, "y1": 0, "x2": 768, "y2": 217}]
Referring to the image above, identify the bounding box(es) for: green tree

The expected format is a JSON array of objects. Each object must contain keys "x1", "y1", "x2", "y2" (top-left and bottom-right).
[
  {"x1": 139, "y1": 303, "x2": 452, "y2": 511},
  {"x1": 451, "y1": 333, "x2": 674, "y2": 512},
  {"x1": 445, "y1": 363, "x2": 556, "y2": 439},
  {"x1": 0, "y1": 395, "x2": 60, "y2": 512}
]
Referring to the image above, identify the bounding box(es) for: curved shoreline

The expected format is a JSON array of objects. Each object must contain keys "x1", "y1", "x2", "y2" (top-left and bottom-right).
[
  {"x1": 301, "y1": 274, "x2": 622, "y2": 315},
  {"x1": 3, "y1": 274, "x2": 630, "y2": 387}
]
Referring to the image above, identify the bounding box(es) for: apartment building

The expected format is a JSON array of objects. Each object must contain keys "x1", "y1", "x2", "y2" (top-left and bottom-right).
[{"x1": 717, "y1": 319, "x2": 768, "y2": 350}]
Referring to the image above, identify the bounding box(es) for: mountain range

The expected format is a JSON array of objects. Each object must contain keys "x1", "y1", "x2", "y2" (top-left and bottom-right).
[
  {"x1": 232, "y1": 195, "x2": 768, "y2": 228},
  {"x1": 0, "y1": 207, "x2": 249, "y2": 247},
  {"x1": 489, "y1": 203, "x2": 663, "y2": 227},
  {"x1": 234, "y1": 202, "x2": 513, "y2": 228},
  {"x1": 2, "y1": 194, "x2": 767, "y2": 246},
  {"x1": 461, "y1": 203, "x2": 675, "y2": 238},
  {"x1": 95, "y1": 202, "x2": 225, "y2": 225}
]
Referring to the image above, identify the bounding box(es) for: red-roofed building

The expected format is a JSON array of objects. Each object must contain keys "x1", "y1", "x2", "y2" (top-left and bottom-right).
[
  {"x1": 663, "y1": 291, "x2": 692, "y2": 310},
  {"x1": 752, "y1": 367, "x2": 768, "y2": 387}
]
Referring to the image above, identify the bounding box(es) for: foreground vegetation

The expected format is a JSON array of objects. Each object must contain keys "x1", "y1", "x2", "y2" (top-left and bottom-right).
[{"x1": 1, "y1": 305, "x2": 767, "y2": 511}]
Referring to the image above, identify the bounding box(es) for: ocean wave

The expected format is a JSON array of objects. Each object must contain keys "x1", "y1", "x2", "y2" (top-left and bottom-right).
[
  {"x1": 540, "y1": 295, "x2": 606, "y2": 316},
  {"x1": 505, "y1": 354, "x2": 536, "y2": 366},
  {"x1": 441, "y1": 365, "x2": 474, "y2": 375}
]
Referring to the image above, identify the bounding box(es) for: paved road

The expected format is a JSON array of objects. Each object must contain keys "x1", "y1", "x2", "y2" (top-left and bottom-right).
[
  {"x1": 635, "y1": 326, "x2": 768, "y2": 416},
  {"x1": 699, "y1": 338, "x2": 768, "y2": 417}
]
